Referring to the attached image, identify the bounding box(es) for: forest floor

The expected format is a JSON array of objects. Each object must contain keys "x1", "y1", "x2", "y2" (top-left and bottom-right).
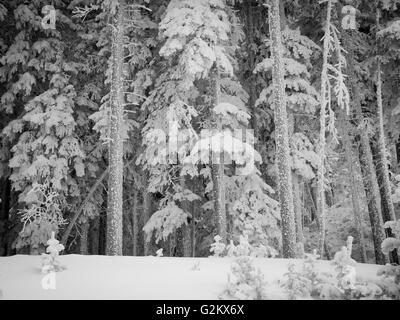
[{"x1": 0, "y1": 255, "x2": 381, "y2": 299}]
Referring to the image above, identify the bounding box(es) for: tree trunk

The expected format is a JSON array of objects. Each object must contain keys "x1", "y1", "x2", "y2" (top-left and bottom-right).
[
  {"x1": 340, "y1": 110, "x2": 367, "y2": 263},
  {"x1": 244, "y1": 0, "x2": 259, "y2": 153},
  {"x1": 212, "y1": 61, "x2": 227, "y2": 243},
  {"x1": 106, "y1": 2, "x2": 125, "y2": 256},
  {"x1": 374, "y1": 10, "x2": 399, "y2": 263},
  {"x1": 293, "y1": 173, "x2": 303, "y2": 244},
  {"x1": 99, "y1": 213, "x2": 106, "y2": 255},
  {"x1": 358, "y1": 137, "x2": 387, "y2": 264},
  {"x1": 132, "y1": 190, "x2": 138, "y2": 256},
  {"x1": 80, "y1": 220, "x2": 90, "y2": 255},
  {"x1": 143, "y1": 191, "x2": 152, "y2": 256},
  {"x1": 269, "y1": 0, "x2": 296, "y2": 258},
  {"x1": 180, "y1": 175, "x2": 192, "y2": 257},
  {"x1": 375, "y1": 51, "x2": 396, "y2": 224},
  {"x1": 0, "y1": 178, "x2": 11, "y2": 256},
  {"x1": 371, "y1": 138, "x2": 399, "y2": 263},
  {"x1": 191, "y1": 199, "x2": 197, "y2": 257},
  {"x1": 316, "y1": 0, "x2": 334, "y2": 258},
  {"x1": 89, "y1": 216, "x2": 100, "y2": 255}
]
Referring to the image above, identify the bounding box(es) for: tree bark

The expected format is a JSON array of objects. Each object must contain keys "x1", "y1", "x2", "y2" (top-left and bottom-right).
[
  {"x1": 269, "y1": 0, "x2": 296, "y2": 258},
  {"x1": 180, "y1": 175, "x2": 192, "y2": 257},
  {"x1": 371, "y1": 138, "x2": 399, "y2": 263},
  {"x1": 212, "y1": 61, "x2": 227, "y2": 244},
  {"x1": 293, "y1": 173, "x2": 304, "y2": 244},
  {"x1": 374, "y1": 9, "x2": 398, "y2": 264},
  {"x1": 340, "y1": 110, "x2": 367, "y2": 263},
  {"x1": 80, "y1": 220, "x2": 89, "y2": 255},
  {"x1": 143, "y1": 191, "x2": 152, "y2": 256},
  {"x1": 244, "y1": 0, "x2": 260, "y2": 153},
  {"x1": 106, "y1": 3, "x2": 125, "y2": 256},
  {"x1": 132, "y1": 189, "x2": 138, "y2": 256},
  {"x1": 0, "y1": 178, "x2": 11, "y2": 256},
  {"x1": 89, "y1": 216, "x2": 100, "y2": 255},
  {"x1": 191, "y1": 199, "x2": 197, "y2": 257}
]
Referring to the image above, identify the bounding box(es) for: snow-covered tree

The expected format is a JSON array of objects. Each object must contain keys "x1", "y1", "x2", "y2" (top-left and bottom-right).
[
  {"x1": 316, "y1": 0, "x2": 350, "y2": 258},
  {"x1": 0, "y1": 1, "x2": 85, "y2": 253}
]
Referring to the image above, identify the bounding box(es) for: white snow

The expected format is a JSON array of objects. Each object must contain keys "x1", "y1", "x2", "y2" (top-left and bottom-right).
[{"x1": 0, "y1": 255, "x2": 381, "y2": 300}]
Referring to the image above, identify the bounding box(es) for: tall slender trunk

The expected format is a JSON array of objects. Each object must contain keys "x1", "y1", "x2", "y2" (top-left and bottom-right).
[
  {"x1": 292, "y1": 173, "x2": 303, "y2": 244},
  {"x1": 244, "y1": 0, "x2": 259, "y2": 152},
  {"x1": 80, "y1": 221, "x2": 90, "y2": 255},
  {"x1": 317, "y1": 0, "x2": 333, "y2": 258},
  {"x1": 375, "y1": 11, "x2": 396, "y2": 223},
  {"x1": 99, "y1": 213, "x2": 106, "y2": 255},
  {"x1": 191, "y1": 198, "x2": 197, "y2": 257},
  {"x1": 89, "y1": 216, "x2": 100, "y2": 255},
  {"x1": 374, "y1": 10, "x2": 398, "y2": 263},
  {"x1": 180, "y1": 175, "x2": 192, "y2": 257},
  {"x1": 143, "y1": 191, "x2": 152, "y2": 255},
  {"x1": 132, "y1": 189, "x2": 138, "y2": 256},
  {"x1": 106, "y1": 3, "x2": 125, "y2": 256},
  {"x1": 372, "y1": 138, "x2": 399, "y2": 263},
  {"x1": 390, "y1": 139, "x2": 399, "y2": 174},
  {"x1": 212, "y1": 61, "x2": 227, "y2": 243},
  {"x1": 357, "y1": 125, "x2": 387, "y2": 264},
  {"x1": 269, "y1": 0, "x2": 296, "y2": 258},
  {"x1": 289, "y1": 109, "x2": 303, "y2": 245},
  {"x1": 169, "y1": 232, "x2": 175, "y2": 257},
  {"x1": 0, "y1": 178, "x2": 11, "y2": 256},
  {"x1": 340, "y1": 110, "x2": 367, "y2": 263}
]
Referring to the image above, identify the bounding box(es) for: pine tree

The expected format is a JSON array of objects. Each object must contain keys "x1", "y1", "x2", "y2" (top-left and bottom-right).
[
  {"x1": 316, "y1": 0, "x2": 350, "y2": 258},
  {"x1": 0, "y1": 0, "x2": 85, "y2": 253},
  {"x1": 316, "y1": 0, "x2": 333, "y2": 259}
]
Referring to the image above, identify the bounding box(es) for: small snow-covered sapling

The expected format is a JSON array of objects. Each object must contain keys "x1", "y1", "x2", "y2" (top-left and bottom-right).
[
  {"x1": 156, "y1": 248, "x2": 163, "y2": 257},
  {"x1": 226, "y1": 240, "x2": 236, "y2": 257},
  {"x1": 210, "y1": 235, "x2": 226, "y2": 257},
  {"x1": 332, "y1": 236, "x2": 357, "y2": 293},
  {"x1": 41, "y1": 231, "x2": 66, "y2": 274},
  {"x1": 191, "y1": 261, "x2": 200, "y2": 271},
  {"x1": 221, "y1": 256, "x2": 267, "y2": 300}
]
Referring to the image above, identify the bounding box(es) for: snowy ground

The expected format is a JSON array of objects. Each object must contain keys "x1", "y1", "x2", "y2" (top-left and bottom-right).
[{"x1": 0, "y1": 255, "x2": 381, "y2": 300}]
